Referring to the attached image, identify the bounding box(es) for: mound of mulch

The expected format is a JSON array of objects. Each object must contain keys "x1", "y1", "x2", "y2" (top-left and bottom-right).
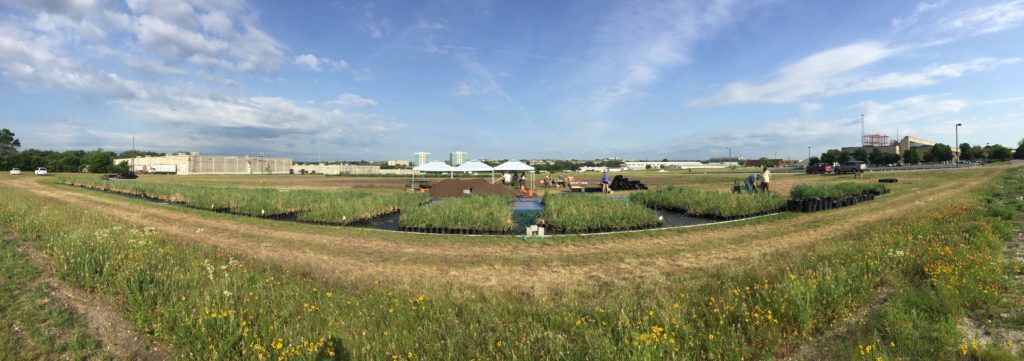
[{"x1": 429, "y1": 179, "x2": 518, "y2": 198}]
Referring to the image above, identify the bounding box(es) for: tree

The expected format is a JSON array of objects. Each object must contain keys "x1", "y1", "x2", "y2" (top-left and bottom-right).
[
  {"x1": 929, "y1": 143, "x2": 954, "y2": 162},
  {"x1": 820, "y1": 149, "x2": 844, "y2": 164},
  {"x1": 959, "y1": 143, "x2": 975, "y2": 161},
  {"x1": 903, "y1": 149, "x2": 922, "y2": 164},
  {"x1": 756, "y1": 157, "x2": 772, "y2": 167},
  {"x1": 837, "y1": 151, "x2": 851, "y2": 164},
  {"x1": 989, "y1": 144, "x2": 1012, "y2": 161},
  {"x1": 807, "y1": 156, "x2": 821, "y2": 165},
  {"x1": 0, "y1": 128, "x2": 20, "y2": 156},
  {"x1": 84, "y1": 149, "x2": 117, "y2": 173},
  {"x1": 113, "y1": 160, "x2": 130, "y2": 174},
  {"x1": 867, "y1": 147, "x2": 884, "y2": 165},
  {"x1": 1015, "y1": 139, "x2": 1024, "y2": 160},
  {"x1": 117, "y1": 150, "x2": 164, "y2": 158},
  {"x1": 851, "y1": 148, "x2": 868, "y2": 163}
]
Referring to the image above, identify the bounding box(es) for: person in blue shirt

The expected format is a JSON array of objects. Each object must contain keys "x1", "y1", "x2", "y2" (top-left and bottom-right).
[
  {"x1": 602, "y1": 170, "x2": 611, "y2": 193},
  {"x1": 744, "y1": 174, "x2": 761, "y2": 192}
]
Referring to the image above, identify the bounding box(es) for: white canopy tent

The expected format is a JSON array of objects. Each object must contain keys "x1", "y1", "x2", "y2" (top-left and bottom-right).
[
  {"x1": 494, "y1": 160, "x2": 536, "y2": 191},
  {"x1": 454, "y1": 160, "x2": 495, "y2": 183},
  {"x1": 411, "y1": 161, "x2": 456, "y2": 189}
]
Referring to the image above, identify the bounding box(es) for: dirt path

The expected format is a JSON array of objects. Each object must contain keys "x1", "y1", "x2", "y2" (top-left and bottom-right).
[
  {"x1": 4, "y1": 228, "x2": 172, "y2": 360},
  {"x1": 0, "y1": 168, "x2": 1002, "y2": 291}
]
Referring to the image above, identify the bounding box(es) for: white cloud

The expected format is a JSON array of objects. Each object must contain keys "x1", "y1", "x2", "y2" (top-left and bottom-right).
[
  {"x1": 844, "y1": 57, "x2": 1019, "y2": 93},
  {"x1": 860, "y1": 95, "x2": 967, "y2": 126},
  {"x1": 454, "y1": 80, "x2": 489, "y2": 98},
  {"x1": 351, "y1": 67, "x2": 373, "y2": 81},
  {"x1": 692, "y1": 41, "x2": 896, "y2": 106},
  {"x1": 123, "y1": 56, "x2": 187, "y2": 75},
  {"x1": 891, "y1": 1, "x2": 947, "y2": 32},
  {"x1": 692, "y1": 41, "x2": 1017, "y2": 106},
  {"x1": 361, "y1": 11, "x2": 390, "y2": 39},
  {"x1": 800, "y1": 102, "x2": 822, "y2": 112},
  {"x1": 294, "y1": 54, "x2": 321, "y2": 70},
  {"x1": 135, "y1": 15, "x2": 228, "y2": 62},
  {"x1": 941, "y1": 0, "x2": 1024, "y2": 35},
  {"x1": 328, "y1": 93, "x2": 378, "y2": 108},
  {"x1": 584, "y1": 0, "x2": 751, "y2": 111},
  {"x1": 294, "y1": 53, "x2": 348, "y2": 71}
]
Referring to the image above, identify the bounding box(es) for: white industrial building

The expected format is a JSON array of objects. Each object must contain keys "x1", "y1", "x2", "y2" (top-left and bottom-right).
[
  {"x1": 115, "y1": 152, "x2": 292, "y2": 175},
  {"x1": 623, "y1": 161, "x2": 736, "y2": 170},
  {"x1": 290, "y1": 163, "x2": 380, "y2": 175}
]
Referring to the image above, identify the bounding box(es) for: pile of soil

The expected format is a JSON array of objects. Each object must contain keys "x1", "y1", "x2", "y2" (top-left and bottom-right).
[{"x1": 429, "y1": 179, "x2": 518, "y2": 198}]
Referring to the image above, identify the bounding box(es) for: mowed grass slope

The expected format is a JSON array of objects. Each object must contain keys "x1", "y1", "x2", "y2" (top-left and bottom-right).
[{"x1": 0, "y1": 166, "x2": 1019, "y2": 359}]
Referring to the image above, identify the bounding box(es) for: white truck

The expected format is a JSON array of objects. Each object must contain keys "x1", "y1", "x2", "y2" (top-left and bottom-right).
[
  {"x1": 34, "y1": 167, "x2": 48, "y2": 176},
  {"x1": 9, "y1": 168, "x2": 20, "y2": 175}
]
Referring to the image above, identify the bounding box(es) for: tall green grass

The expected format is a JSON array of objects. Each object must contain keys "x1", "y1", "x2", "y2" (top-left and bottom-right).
[
  {"x1": 58, "y1": 175, "x2": 426, "y2": 224},
  {"x1": 3, "y1": 169, "x2": 1018, "y2": 359},
  {"x1": 542, "y1": 193, "x2": 661, "y2": 233},
  {"x1": 630, "y1": 186, "x2": 786, "y2": 218},
  {"x1": 789, "y1": 182, "x2": 888, "y2": 200},
  {"x1": 399, "y1": 194, "x2": 513, "y2": 232}
]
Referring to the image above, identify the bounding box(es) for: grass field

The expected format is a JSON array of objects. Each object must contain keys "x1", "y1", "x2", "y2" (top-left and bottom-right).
[{"x1": 0, "y1": 165, "x2": 1021, "y2": 359}]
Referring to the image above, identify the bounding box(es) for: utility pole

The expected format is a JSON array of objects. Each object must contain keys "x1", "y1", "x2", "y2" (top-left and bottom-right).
[
  {"x1": 727, "y1": 147, "x2": 732, "y2": 161},
  {"x1": 860, "y1": 114, "x2": 865, "y2": 146},
  {"x1": 808, "y1": 146, "x2": 811, "y2": 161},
  {"x1": 955, "y1": 123, "x2": 962, "y2": 164}
]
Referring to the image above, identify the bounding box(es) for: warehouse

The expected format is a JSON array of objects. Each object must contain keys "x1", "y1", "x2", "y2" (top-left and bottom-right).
[
  {"x1": 114, "y1": 152, "x2": 292, "y2": 175},
  {"x1": 290, "y1": 163, "x2": 380, "y2": 175}
]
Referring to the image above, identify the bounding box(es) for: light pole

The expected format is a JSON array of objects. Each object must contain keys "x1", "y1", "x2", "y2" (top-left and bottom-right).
[
  {"x1": 954, "y1": 123, "x2": 962, "y2": 164},
  {"x1": 727, "y1": 147, "x2": 732, "y2": 161},
  {"x1": 808, "y1": 147, "x2": 812, "y2": 161}
]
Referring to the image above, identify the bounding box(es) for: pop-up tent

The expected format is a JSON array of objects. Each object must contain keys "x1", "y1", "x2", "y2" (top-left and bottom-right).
[
  {"x1": 412, "y1": 161, "x2": 456, "y2": 189},
  {"x1": 494, "y1": 160, "x2": 536, "y2": 190},
  {"x1": 454, "y1": 160, "x2": 495, "y2": 183}
]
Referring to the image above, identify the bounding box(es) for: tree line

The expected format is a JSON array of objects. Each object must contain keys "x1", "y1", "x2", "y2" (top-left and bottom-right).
[
  {"x1": 0, "y1": 129, "x2": 166, "y2": 173},
  {"x1": 808, "y1": 141, "x2": 1021, "y2": 166}
]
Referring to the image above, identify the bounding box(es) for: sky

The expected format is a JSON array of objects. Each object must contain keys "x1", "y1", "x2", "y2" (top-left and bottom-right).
[{"x1": 0, "y1": 0, "x2": 1022, "y2": 162}]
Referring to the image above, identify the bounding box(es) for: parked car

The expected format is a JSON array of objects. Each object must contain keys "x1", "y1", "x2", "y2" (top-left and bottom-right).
[
  {"x1": 34, "y1": 167, "x2": 48, "y2": 176},
  {"x1": 805, "y1": 163, "x2": 833, "y2": 174},
  {"x1": 9, "y1": 168, "x2": 21, "y2": 175},
  {"x1": 834, "y1": 161, "x2": 866, "y2": 174}
]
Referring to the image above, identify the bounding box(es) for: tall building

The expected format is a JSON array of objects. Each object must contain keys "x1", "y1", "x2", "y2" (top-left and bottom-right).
[
  {"x1": 412, "y1": 152, "x2": 430, "y2": 166},
  {"x1": 449, "y1": 151, "x2": 467, "y2": 166}
]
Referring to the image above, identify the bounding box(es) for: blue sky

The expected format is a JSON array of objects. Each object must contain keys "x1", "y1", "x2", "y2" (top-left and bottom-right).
[{"x1": 0, "y1": 0, "x2": 1022, "y2": 161}]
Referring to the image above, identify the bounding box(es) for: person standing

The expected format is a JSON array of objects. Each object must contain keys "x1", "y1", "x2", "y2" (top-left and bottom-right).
[
  {"x1": 760, "y1": 166, "x2": 771, "y2": 192},
  {"x1": 503, "y1": 172, "x2": 512, "y2": 185},
  {"x1": 602, "y1": 170, "x2": 610, "y2": 193}
]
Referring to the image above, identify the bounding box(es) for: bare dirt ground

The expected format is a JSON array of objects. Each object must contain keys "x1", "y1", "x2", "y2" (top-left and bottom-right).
[
  {"x1": 4, "y1": 228, "x2": 172, "y2": 360},
  {"x1": 0, "y1": 167, "x2": 1002, "y2": 292}
]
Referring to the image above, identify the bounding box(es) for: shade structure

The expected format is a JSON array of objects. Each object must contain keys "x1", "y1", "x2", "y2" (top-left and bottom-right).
[
  {"x1": 493, "y1": 160, "x2": 535, "y2": 171},
  {"x1": 454, "y1": 160, "x2": 493, "y2": 172},
  {"x1": 414, "y1": 161, "x2": 457, "y2": 172},
  {"x1": 455, "y1": 160, "x2": 495, "y2": 183},
  {"x1": 411, "y1": 161, "x2": 456, "y2": 189},
  {"x1": 494, "y1": 160, "x2": 536, "y2": 193}
]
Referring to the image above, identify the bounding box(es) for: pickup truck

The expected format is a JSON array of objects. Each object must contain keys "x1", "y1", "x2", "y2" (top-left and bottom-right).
[
  {"x1": 834, "y1": 161, "x2": 866, "y2": 174},
  {"x1": 34, "y1": 167, "x2": 48, "y2": 176}
]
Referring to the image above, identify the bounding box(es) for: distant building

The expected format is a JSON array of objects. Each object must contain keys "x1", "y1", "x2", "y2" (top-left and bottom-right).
[
  {"x1": 840, "y1": 135, "x2": 955, "y2": 158},
  {"x1": 291, "y1": 163, "x2": 379, "y2": 175},
  {"x1": 386, "y1": 160, "x2": 411, "y2": 167},
  {"x1": 623, "y1": 161, "x2": 732, "y2": 170},
  {"x1": 412, "y1": 152, "x2": 430, "y2": 166},
  {"x1": 114, "y1": 152, "x2": 292, "y2": 175},
  {"x1": 449, "y1": 151, "x2": 467, "y2": 166},
  {"x1": 744, "y1": 159, "x2": 782, "y2": 167}
]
